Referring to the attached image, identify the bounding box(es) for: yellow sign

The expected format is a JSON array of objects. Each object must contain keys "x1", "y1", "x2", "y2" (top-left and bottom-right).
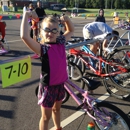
[{"x1": 0, "y1": 56, "x2": 31, "y2": 88}]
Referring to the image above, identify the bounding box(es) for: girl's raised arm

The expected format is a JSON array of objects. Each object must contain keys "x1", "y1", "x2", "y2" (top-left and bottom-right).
[
  {"x1": 60, "y1": 15, "x2": 74, "y2": 41},
  {"x1": 20, "y1": 11, "x2": 41, "y2": 55}
]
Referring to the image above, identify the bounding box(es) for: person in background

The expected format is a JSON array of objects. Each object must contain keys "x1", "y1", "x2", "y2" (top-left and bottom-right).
[
  {"x1": 0, "y1": 21, "x2": 6, "y2": 49},
  {"x1": 32, "y1": 1, "x2": 46, "y2": 42},
  {"x1": 23, "y1": 4, "x2": 28, "y2": 14},
  {"x1": 0, "y1": 21, "x2": 6, "y2": 43},
  {"x1": 83, "y1": 22, "x2": 119, "y2": 55},
  {"x1": 20, "y1": 10, "x2": 74, "y2": 130},
  {"x1": 28, "y1": 3, "x2": 34, "y2": 38},
  {"x1": 95, "y1": 8, "x2": 106, "y2": 23},
  {"x1": 35, "y1": 1, "x2": 46, "y2": 21}
]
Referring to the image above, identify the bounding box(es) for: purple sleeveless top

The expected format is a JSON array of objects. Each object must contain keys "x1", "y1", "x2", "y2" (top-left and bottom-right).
[{"x1": 40, "y1": 35, "x2": 68, "y2": 86}]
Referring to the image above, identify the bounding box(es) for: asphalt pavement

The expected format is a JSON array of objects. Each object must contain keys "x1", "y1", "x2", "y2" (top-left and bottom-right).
[{"x1": 0, "y1": 16, "x2": 130, "y2": 130}]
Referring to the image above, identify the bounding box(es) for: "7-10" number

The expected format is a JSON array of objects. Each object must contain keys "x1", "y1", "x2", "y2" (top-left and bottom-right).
[{"x1": 5, "y1": 62, "x2": 28, "y2": 79}]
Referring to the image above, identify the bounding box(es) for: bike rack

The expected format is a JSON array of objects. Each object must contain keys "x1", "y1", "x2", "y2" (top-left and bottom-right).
[{"x1": 65, "y1": 39, "x2": 99, "y2": 50}]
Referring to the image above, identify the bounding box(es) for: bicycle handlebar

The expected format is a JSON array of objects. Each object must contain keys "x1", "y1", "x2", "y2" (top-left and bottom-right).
[{"x1": 65, "y1": 33, "x2": 118, "y2": 50}]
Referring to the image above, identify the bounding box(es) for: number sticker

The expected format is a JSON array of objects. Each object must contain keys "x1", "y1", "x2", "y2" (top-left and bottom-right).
[{"x1": 0, "y1": 56, "x2": 31, "y2": 88}]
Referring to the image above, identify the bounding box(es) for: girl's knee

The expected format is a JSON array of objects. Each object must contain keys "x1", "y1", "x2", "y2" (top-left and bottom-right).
[
  {"x1": 41, "y1": 115, "x2": 50, "y2": 122},
  {"x1": 52, "y1": 107, "x2": 60, "y2": 113},
  {"x1": 41, "y1": 107, "x2": 52, "y2": 121}
]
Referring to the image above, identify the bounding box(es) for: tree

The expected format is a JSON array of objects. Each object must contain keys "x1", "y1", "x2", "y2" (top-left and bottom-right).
[
  {"x1": 69, "y1": 0, "x2": 74, "y2": 7},
  {"x1": 114, "y1": 0, "x2": 122, "y2": 9},
  {"x1": 85, "y1": 0, "x2": 92, "y2": 8}
]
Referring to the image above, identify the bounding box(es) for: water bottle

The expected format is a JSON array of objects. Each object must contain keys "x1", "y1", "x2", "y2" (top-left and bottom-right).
[{"x1": 87, "y1": 122, "x2": 95, "y2": 130}]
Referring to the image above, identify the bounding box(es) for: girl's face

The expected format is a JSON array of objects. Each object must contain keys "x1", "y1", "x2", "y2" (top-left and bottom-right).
[
  {"x1": 99, "y1": 10, "x2": 104, "y2": 16},
  {"x1": 41, "y1": 22, "x2": 59, "y2": 43}
]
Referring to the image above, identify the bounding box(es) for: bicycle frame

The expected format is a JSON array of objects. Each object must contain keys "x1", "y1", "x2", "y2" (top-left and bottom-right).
[
  {"x1": 69, "y1": 47, "x2": 127, "y2": 77},
  {"x1": 64, "y1": 79, "x2": 113, "y2": 127},
  {"x1": 116, "y1": 30, "x2": 130, "y2": 45},
  {"x1": 113, "y1": 22, "x2": 130, "y2": 46}
]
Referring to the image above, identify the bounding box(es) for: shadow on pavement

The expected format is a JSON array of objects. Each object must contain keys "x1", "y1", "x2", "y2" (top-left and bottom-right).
[{"x1": 0, "y1": 110, "x2": 14, "y2": 118}]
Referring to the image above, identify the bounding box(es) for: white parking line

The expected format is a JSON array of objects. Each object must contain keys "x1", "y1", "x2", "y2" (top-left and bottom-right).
[
  {"x1": 50, "y1": 89, "x2": 118, "y2": 130},
  {"x1": 7, "y1": 39, "x2": 22, "y2": 43}
]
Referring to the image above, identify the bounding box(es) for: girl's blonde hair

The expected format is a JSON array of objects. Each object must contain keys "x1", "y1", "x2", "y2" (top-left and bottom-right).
[
  {"x1": 39, "y1": 15, "x2": 59, "y2": 43},
  {"x1": 40, "y1": 15, "x2": 59, "y2": 28}
]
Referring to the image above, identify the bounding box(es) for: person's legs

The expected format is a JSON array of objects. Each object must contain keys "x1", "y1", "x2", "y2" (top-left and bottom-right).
[
  {"x1": 38, "y1": 84, "x2": 64, "y2": 130},
  {"x1": 39, "y1": 106, "x2": 52, "y2": 130},
  {"x1": 0, "y1": 23, "x2": 6, "y2": 42},
  {"x1": 102, "y1": 39, "x2": 108, "y2": 50},
  {"x1": 30, "y1": 28, "x2": 33, "y2": 38},
  {"x1": 52, "y1": 101, "x2": 62, "y2": 129},
  {"x1": 0, "y1": 41, "x2": 4, "y2": 49},
  {"x1": 52, "y1": 84, "x2": 65, "y2": 130},
  {"x1": 102, "y1": 39, "x2": 109, "y2": 56},
  {"x1": 33, "y1": 29, "x2": 37, "y2": 41}
]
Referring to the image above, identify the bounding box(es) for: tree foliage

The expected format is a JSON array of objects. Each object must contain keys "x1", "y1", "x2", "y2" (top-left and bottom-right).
[{"x1": 54, "y1": 0, "x2": 128, "y2": 9}]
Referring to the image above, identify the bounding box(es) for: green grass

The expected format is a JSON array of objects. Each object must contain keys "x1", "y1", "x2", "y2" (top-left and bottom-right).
[{"x1": 0, "y1": 7, "x2": 130, "y2": 20}]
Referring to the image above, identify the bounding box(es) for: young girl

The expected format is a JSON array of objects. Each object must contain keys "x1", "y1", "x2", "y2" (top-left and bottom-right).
[
  {"x1": 20, "y1": 11, "x2": 74, "y2": 130},
  {"x1": 95, "y1": 8, "x2": 106, "y2": 23}
]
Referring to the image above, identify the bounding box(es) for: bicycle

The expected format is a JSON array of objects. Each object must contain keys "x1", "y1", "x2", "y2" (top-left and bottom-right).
[
  {"x1": 0, "y1": 34, "x2": 9, "y2": 54},
  {"x1": 66, "y1": 36, "x2": 85, "y2": 73},
  {"x1": 67, "y1": 34, "x2": 124, "y2": 74},
  {"x1": 62, "y1": 79, "x2": 130, "y2": 129},
  {"x1": 65, "y1": 36, "x2": 130, "y2": 100},
  {"x1": 35, "y1": 64, "x2": 130, "y2": 129},
  {"x1": 112, "y1": 21, "x2": 130, "y2": 46}
]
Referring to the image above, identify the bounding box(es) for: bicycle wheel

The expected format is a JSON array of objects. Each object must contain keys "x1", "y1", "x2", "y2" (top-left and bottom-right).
[
  {"x1": 67, "y1": 54, "x2": 86, "y2": 73},
  {"x1": 103, "y1": 78, "x2": 130, "y2": 100},
  {"x1": 67, "y1": 60, "x2": 84, "y2": 80},
  {"x1": 105, "y1": 46, "x2": 130, "y2": 93},
  {"x1": 93, "y1": 101, "x2": 130, "y2": 130},
  {"x1": 67, "y1": 62, "x2": 85, "y2": 94}
]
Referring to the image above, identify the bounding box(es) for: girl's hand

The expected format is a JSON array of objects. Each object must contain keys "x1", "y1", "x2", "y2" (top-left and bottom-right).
[
  {"x1": 28, "y1": 11, "x2": 39, "y2": 22},
  {"x1": 60, "y1": 15, "x2": 69, "y2": 24}
]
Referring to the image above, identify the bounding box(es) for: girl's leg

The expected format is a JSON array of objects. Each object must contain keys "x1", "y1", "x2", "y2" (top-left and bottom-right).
[
  {"x1": 52, "y1": 100, "x2": 62, "y2": 130},
  {"x1": 39, "y1": 106, "x2": 52, "y2": 130}
]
